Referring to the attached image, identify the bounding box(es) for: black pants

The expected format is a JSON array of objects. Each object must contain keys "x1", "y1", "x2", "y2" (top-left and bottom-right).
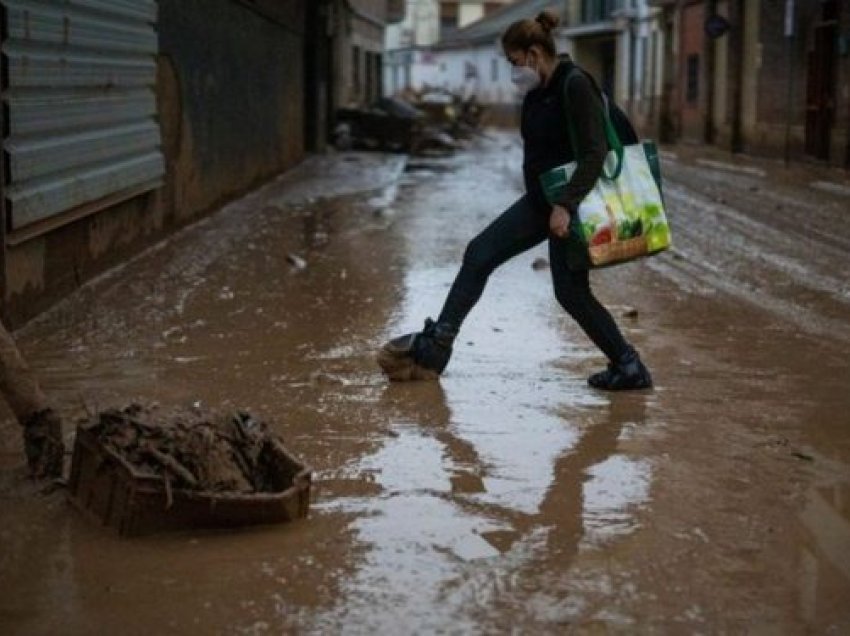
[{"x1": 437, "y1": 194, "x2": 631, "y2": 363}]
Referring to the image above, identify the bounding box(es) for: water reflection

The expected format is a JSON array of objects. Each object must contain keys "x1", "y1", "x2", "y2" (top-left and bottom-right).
[
  {"x1": 540, "y1": 395, "x2": 651, "y2": 556},
  {"x1": 307, "y1": 248, "x2": 656, "y2": 629},
  {"x1": 303, "y1": 145, "x2": 661, "y2": 625}
]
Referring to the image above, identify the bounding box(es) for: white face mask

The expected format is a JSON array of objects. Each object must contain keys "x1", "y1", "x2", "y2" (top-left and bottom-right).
[{"x1": 511, "y1": 64, "x2": 540, "y2": 94}]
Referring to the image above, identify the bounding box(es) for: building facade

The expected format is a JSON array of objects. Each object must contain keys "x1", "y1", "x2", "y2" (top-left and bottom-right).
[
  {"x1": 336, "y1": 0, "x2": 394, "y2": 107},
  {"x1": 387, "y1": 0, "x2": 849, "y2": 168},
  {"x1": 1, "y1": 0, "x2": 396, "y2": 326},
  {"x1": 431, "y1": 0, "x2": 563, "y2": 107},
  {"x1": 652, "y1": 0, "x2": 850, "y2": 167},
  {"x1": 561, "y1": 1, "x2": 667, "y2": 136},
  {"x1": 384, "y1": 0, "x2": 514, "y2": 97},
  {"x1": 384, "y1": 0, "x2": 442, "y2": 95}
]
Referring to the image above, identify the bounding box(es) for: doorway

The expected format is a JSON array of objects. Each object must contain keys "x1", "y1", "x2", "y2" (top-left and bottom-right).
[
  {"x1": 304, "y1": 2, "x2": 333, "y2": 152},
  {"x1": 804, "y1": 1, "x2": 838, "y2": 160}
]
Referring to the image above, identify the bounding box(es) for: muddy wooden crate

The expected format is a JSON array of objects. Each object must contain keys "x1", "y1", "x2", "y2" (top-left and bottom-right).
[{"x1": 68, "y1": 425, "x2": 311, "y2": 537}]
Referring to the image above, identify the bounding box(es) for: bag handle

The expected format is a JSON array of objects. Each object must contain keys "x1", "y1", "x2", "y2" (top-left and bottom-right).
[{"x1": 563, "y1": 67, "x2": 624, "y2": 181}]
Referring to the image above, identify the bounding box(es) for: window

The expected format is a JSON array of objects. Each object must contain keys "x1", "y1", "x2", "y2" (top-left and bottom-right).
[
  {"x1": 491, "y1": 58, "x2": 498, "y2": 82},
  {"x1": 440, "y1": 1, "x2": 458, "y2": 31},
  {"x1": 686, "y1": 54, "x2": 699, "y2": 103},
  {"x1": 582, "y1": 0, "x2": 602, "y2": 22},
  {"x1": 581, "y1": 0, "x2": 622, "y2": 22}
]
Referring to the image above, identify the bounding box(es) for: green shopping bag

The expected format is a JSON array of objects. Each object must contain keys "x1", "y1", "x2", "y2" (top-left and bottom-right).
[{"x1": 539, "y1": 79, "x2": 671, "y2": 269}]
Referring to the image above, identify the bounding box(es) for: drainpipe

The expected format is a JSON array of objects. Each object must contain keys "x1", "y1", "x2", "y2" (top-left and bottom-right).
[
  {"x1": 704, "y1": 0, "x2": 717, "y2": 144},
  {"x1": 658, "y1": 2, "x2": 677, "y2": 143},
  {"x1": 728, "y1": 0, "x2": 744, "y2": 153}
]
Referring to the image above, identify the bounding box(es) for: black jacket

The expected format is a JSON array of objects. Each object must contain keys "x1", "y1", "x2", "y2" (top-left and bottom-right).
[{"x1": 521, "y1": 60, "x2": 637, "y2": 213}]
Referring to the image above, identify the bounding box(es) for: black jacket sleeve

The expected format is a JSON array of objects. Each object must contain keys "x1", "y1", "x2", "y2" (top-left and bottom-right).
[{"x1": 555, "y1": 73, "x2": 607, "y2": 213}]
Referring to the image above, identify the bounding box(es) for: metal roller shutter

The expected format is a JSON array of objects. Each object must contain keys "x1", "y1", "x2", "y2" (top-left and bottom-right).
[{"x1": 2, "y1": 0, "x2": 164, "y2": 234}]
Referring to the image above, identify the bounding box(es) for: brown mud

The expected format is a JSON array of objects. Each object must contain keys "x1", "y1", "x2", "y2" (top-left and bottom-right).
[
  {"x1": 85, "y1": 405, "x2": 287, "y2": 493},
  {"x1": 0, "y1": 136, "x2": 848, "y2": 633}
]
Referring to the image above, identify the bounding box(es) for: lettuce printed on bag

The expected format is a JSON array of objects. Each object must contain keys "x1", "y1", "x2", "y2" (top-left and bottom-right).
[{"x1": 540, "y1": 142, "x2": 672, "y2": 268}]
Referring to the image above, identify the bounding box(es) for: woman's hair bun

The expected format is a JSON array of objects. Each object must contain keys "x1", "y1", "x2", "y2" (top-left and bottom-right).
[{"x1": 535, "y1": 9, "x2": 560, "y2": 33}]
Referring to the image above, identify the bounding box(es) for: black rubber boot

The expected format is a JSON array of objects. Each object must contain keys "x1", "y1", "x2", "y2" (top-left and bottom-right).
[
  {"x1": 21, "y1": 408, "x2": 65, "y2": 479},
  {"x1": 588, "y1": 347, "x2": 653, "y2": 391},
  {"x1": 377, "y1": 318, "x2": 458, "y2": 381}
]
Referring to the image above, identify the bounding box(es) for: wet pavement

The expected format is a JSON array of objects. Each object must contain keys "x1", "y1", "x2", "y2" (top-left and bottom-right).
[{"x1": 1, "y1": 132, "x2": 849, "y2": 634}]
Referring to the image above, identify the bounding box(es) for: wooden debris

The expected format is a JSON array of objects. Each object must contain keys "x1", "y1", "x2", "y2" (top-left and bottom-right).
[{"x1": 85, "y1": 404, "x2": 284, "y2": 493}]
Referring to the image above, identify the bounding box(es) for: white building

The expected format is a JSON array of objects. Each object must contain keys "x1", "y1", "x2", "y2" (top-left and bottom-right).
[
  {"x1": 384, "y1": 0, "x2": 441, "y2": 96},
  {"x1": 439, "y1": 0, "x2": 516, "y2": 32},
  {"x1": 385, "y1": 0, "x2": 440, "y2": 51},
  {"x1": 429, "y1": 0, "x2": 565, "y2": 106},
  {"x1": 383, "y1": 0, "x2": 519, "y2": 99}
]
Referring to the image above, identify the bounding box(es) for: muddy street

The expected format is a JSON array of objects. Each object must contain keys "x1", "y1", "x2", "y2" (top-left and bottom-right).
[{"x1": 1, "y1": 133, "x2": 849, "y2": 633}]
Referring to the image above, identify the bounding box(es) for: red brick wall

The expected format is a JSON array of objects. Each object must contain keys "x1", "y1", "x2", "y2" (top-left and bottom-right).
[
  {"x1": 679, "y1": 1, "x2": 705, "y2": 142},
  {"x1": 746, "y1": 0, "x2": 849, "y2": 165}
]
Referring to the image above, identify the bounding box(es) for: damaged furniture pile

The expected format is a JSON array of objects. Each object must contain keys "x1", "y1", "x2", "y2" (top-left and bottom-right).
[
  {"x1": 334, "y1": 88, "x2": 486, "y2": 154},
  {"x1": 68, "y1": 404, "x2": 311, "y2": 536}
]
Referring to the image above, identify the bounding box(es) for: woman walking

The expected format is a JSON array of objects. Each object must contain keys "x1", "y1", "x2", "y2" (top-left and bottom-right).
[{"x1": 378, "y1": 9, "x2": 652, "y2": 391}]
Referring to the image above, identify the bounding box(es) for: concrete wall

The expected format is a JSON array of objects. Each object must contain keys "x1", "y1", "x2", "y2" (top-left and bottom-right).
[
  {"x1": 3, "y1": 0, "x2": 309, "y2": 326},
  {"x1": 159, "y1": 0, "x2": 306, "y2": 221},
  {"x1": 340, "y1": 0, "x2": 389, "y2": 105},
  {"x1": 660, "y1": 0, "x2": 849, "y2": 167}
]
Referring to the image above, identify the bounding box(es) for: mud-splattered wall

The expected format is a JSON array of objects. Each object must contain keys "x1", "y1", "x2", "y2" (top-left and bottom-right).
[
  {"x1": 157, "y1": 0, "x2": 306, "y2": 221},
  {"x1": 2, "y1": 0, "x2": 308, "y2": 327}
]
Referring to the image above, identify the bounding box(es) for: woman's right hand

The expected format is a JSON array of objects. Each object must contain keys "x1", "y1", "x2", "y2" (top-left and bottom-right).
[{"x1": 549, "y1": 205, "x2": 571, "y2": 238}]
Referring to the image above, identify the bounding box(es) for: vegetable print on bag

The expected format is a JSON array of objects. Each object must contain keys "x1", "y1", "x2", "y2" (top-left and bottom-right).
[{"x1": 540, "y1": 69, "x2": 672, "y2": 268}]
